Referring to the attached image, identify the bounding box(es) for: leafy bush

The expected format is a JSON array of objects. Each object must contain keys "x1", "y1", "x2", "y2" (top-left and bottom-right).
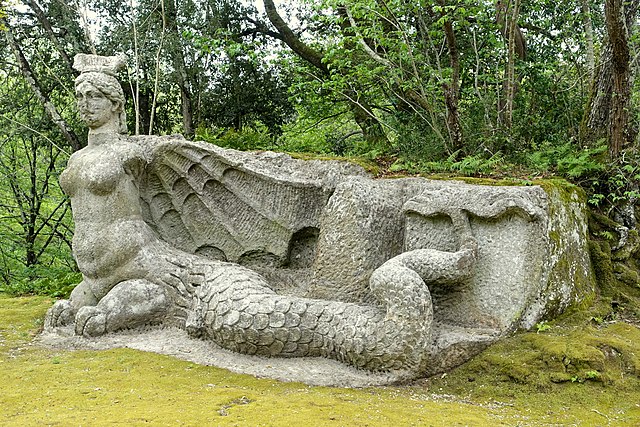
[
  {"x1": 0, "y1": 269, "x2": 80, "y2": 298},
  {"x1": 196, "y1": 126, "x2": 275, "y2": 151},
  {"x1": 527, "y1": 142, "x2": 607, "y2": 180},
  {"x1": 390, "y1": 151, "x2": 505, "y2": 176},
  {"x1": 587, "y1": 150, "x2": 640, "y2": 208}
]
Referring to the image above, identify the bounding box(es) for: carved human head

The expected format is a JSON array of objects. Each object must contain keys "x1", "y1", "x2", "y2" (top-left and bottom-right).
[{"x1": 73, "y1": 54, "x2": 127, "y2": 134}]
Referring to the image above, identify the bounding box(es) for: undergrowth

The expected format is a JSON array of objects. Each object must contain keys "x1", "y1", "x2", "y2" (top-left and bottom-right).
[{"x1": 0, "y1": 270, "x2": 80, "y2": 298}]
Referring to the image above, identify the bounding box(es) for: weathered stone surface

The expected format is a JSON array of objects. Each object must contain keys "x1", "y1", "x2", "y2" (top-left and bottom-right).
[{"x1": 44, "y1": 54, "x2": 596, "y2": 382}]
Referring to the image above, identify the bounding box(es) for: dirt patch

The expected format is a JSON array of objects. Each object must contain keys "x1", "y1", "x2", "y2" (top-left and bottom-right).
[{"x1": 36, "y1": 326, "x2": 402, "y2": 387}]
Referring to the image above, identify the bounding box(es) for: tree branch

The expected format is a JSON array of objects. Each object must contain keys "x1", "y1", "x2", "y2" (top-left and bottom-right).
[
  {"x1": 23, "y1": 0, "x2": 75, "y2": 73},
  {"x1": 2, "y1": 17, "x2": 83, "y2": 151},
  {"x1": 262, "y1": 0, "x2": 329, "y2": 75}
]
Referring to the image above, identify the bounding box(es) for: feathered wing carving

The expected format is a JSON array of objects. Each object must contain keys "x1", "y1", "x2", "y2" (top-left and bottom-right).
[{"x1": 137, "y1": 136, "x2": 361, "y2": 267}]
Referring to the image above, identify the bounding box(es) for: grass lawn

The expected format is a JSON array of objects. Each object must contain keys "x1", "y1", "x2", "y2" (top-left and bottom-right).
[{"x1": 1, "y1": 294, "x2": 639, "y2": 426}]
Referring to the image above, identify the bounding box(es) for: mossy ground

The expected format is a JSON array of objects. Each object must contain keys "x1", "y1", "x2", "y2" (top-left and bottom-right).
[{"x1": 1, "y1": 295, "x2": 640, "y2": 426}]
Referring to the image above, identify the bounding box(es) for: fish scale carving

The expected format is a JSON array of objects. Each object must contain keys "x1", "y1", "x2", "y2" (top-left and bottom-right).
[{"x1": 173, "y1": 250, "x2": 434, "y2": 373}]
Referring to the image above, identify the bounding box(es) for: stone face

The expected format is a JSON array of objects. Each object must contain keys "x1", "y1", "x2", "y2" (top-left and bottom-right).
[{"x1": 44, "y1": 54, "x2": 596, "y2": 382}]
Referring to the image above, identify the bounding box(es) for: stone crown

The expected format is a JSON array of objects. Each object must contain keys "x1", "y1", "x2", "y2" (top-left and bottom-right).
[{"x1": 73, "y1": 54, "x2": 125, "y2": 76}]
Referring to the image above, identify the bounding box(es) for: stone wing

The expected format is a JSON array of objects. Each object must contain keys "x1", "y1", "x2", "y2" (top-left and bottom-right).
[{"x1": 138, "y1": 137, "x2": 362, "y2": 267}]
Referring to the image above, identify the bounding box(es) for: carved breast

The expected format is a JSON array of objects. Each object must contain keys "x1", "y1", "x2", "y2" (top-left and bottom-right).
[{"x1": 60, "y1": 146, "x2": 124, "y2": 197}]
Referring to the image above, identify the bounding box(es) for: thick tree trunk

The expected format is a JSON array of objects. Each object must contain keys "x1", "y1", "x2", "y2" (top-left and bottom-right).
[
  {"x1": 583, "y1": 43, "x2": 614, "y2": 142},
  {"x1": 606, "y1": 0, "x2": 632, "y2": 158},
  {"x1": 582, "y1": 0, "x2": 638, "y2": 157}
]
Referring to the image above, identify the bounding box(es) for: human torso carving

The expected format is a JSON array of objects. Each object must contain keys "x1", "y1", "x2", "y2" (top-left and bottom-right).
[
  {"x1": 60, "y1": 144, "x2": 123, "y2": 197},
  {"x1": 60, "y1": 137, "x2": 155, "y2": 282}
]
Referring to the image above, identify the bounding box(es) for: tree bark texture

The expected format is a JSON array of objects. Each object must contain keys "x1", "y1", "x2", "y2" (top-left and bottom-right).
[
  {"x1": 583, "y1": 0, "x2": 638, "y2": 157},
  {"x1": 496, "y1": 0, "x2": 525, "y2": 133},
  {"x1": 442, "y1": 17, "x2": 464, "y2": 153},
  {"x1": 605, "y1": 0, "x2": 632, "y2": 157},
  {"x1": 581, "y1": 0, "x2": 596, "y2": 84}
]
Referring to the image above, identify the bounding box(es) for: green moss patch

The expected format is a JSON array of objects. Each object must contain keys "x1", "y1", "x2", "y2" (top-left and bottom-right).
[
  {"x1": 0, "y1": 294, "x2": 52, "y2": 355},
  {"x1": 588, "y1": 210, "x2": 640, "y2": 318},
  {"x1": 422, "y1": 315, "x2": 640, "y2": 425},
  {"x1": 447, "y1": 323, "x2": 639, "y2": 387},
  {"x1": 2, "y1": 295, "x2": 640, "y2": 426},
  {"x1": 285, "y1": 151, "x2": 382, "y2": 176}
]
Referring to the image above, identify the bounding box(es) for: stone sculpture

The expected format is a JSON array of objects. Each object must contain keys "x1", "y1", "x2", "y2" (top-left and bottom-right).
[{"x1": 45, "y1": 54, "x2": 595, "y2": 380}]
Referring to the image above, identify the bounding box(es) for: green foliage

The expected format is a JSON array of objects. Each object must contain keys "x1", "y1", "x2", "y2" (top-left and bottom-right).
[
  {"x1": 196, "y1": 126, "x2": 275, "y2": 151},
  {"x1": 0, "y1": 48, "x2": 77, "y2": 297},
  {"x1": 535, "y1": 321, "x2": 552, "y2": 333},
  {"x1": 0, "y1": 269, "x2": 80, "y2": 298},
  {"x1": 390, "y1": 151, "x2": 505, "y2": 176},
  {"x1": 386, "y1": 114, "x2": 449, "y2": 162},
  {"x1": 587, "y1": 151, "x2": 640, "y2": 208},
  {"x1": 527, "y1": 142, "x2": 608, "y2": 180},
  {"x1": 0, "y1": 4, "x2": 6, "y2": 30}
]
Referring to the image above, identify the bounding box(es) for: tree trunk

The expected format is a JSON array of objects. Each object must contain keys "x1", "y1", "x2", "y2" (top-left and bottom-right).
[
  {"x1": 441, "y1": 17, "x2": 464, "y2": 153},
  {"x1": 352, "y1": 102, "x2": 387, "y2": 145},
  {"x1": 583, "y1": 43, "x2": 614, "y2": 143},
  {"x1": 496, "y1": 0, "x2": 526, "y2": 131},
  {"x1": 582, "y1": 0, "x2": 638, "y2": 157},
  {"x1": 581, "y1": 0, "x2": 596, "y2": 85},
  {"x1": 606, "y1": 0, "x2": 632, "y2": 158},
  {"x1": 164, "y1": 0, "x2": 194, "y2": 138},
  {"x1": 263, "y1": 0, "x2": 329, "y2": 75}
]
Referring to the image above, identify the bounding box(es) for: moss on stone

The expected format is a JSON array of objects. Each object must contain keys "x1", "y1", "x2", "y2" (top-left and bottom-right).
[
  {"x1": 538, "y1": 179, "x2": 597, "y2": 315},
  {"x1": 590, "y1": 210, "x2": 625, "y2": 233},
  {"x1": 614, "y1": 263, "x2": 640, "y2": 286},
  {"x1": 612, "y1": 232, "x2": 640, "y2": 262},
  {"x1": 427, "y1": 175, "x2": 532, "y2": 186},
  {"x1": 285, "y1": 151, "x2": 382, "y2": 175},
  {"x1": 424, "y1": 316, "x2": 640, "y2": 406},
  {"x1": 589, "y1": 240, "x2": 617, "y2": 297},
  {"x1": 587, "y1": 206, "x2": 640, "y2": 318}
]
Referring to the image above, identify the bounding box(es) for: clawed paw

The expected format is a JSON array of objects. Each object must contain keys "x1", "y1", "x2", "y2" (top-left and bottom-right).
[
  {"x1": 45, "y1": 300, "x2": 75, "y2": 328},
  {"x1": 75, "y1": 306, "x2": 107, "y2": 337}
]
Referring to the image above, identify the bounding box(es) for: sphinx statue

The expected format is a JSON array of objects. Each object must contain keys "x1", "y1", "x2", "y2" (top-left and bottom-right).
[{"x1": 44, "y1": 54, "x2": 595, "y2": 380}]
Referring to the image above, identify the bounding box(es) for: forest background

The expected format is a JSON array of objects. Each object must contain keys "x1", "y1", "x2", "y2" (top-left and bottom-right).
[{"x1": 0, "y1": 0, "x2": 638, "y2": 302}]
